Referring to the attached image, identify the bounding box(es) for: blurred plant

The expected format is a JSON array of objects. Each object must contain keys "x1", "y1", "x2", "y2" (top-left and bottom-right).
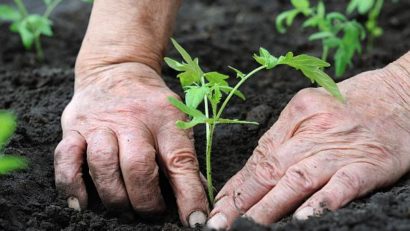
[
  {"x1": 347, "y1": 0, "x2": 384, "y2": 48},
  {"x1": 165, "y1": 39, "x2": 343, "y2": 204},
  {"x1": 0, "y1": 0, "x2": 63, "y2": 61},
  {"x1": 0, "y1": 111, "x2": 27, "y2": 175},
  {"x1": 276, "y1": 0, "x2": 366, "y2": 77}
]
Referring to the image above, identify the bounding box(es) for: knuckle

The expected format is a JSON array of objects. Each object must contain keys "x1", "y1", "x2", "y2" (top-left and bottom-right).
[
  {"x1": 122, "y1": 152, "x2": 156, "y2": 174},
  {"x1": 253, "y1": 159, "x2": 283, "y2": 188},
  {"x1": 333, "y1": 170, "x2": 361, "y2": 194},
  {"x1": 283, "y1": 165, "x2": 317, "y2": 193},
  {"x1": 164, "y1": 149, "x2": 199, "y2": 174},
  {"x1": 290, "y1": 88, "x2": 318, "y2": 113}
]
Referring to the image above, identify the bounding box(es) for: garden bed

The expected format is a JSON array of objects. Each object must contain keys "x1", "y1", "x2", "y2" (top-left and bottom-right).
[{"x1": 1, "y1": 0, "x2": 410, "y2": 230}]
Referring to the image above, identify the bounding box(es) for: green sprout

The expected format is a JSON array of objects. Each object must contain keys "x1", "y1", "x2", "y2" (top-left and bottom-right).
[
  {"x1": 0, "y1": 0, "x2": 63, "y2": 61},
  {"x1": 165, "y1": 39, "x2": 343, "y2": 204},
  {"x1": 276, "y1": 0, "x2": 366, "y2": 77},
  {"x1": 0, "y1": 111, "x2": 27, "y2": 175},
  {"x1": 347, "y1": 0, "x2": 384, "y2": 48}
]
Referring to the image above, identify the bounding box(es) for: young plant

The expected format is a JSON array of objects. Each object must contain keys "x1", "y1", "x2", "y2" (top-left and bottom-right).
[
  {"x1": 347, "y1": 0, "x2": 384, "y2": 47},
  {"x1": 0, "y1": 111, "x2": 27, "y2": 175},
  {"x1": 276, "y1": 0, "x2": 366, "y2": 77},
  {"x1": 0, "y1": 0, "x2": 63, "y2": 61},
  {"x1": 165, "y1": 39, "x2": 343, "y2": 204}
]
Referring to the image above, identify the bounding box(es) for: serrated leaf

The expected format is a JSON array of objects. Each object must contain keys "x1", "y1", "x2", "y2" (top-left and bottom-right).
[
  {"x1": 253, "y1": 47, "x2": 278, "y2": 69},
  {"x1": 278, "y1": 53, "x2": 343, "y2": 101},
  {"x1": 168, "y1": 96, "x2": 205, "y2": 118},
  {"x1": 0, "y1": 155, "x2": 28, "y2": 175},
  {"x1": 169, "y1": 38, "x2": 203, "y2": 86},
  {"x1": 185, "y1": 86, "x2": 208, "y2": 109},
  {"x1": 0, "y1": 5, "x2": 20, "y2": 21},
  {"x1": 204, "y1": 72, "x2": 229, "y2": 85}
]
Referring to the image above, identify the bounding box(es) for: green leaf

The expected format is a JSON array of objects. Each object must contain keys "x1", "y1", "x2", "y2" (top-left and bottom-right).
[
  {"x1": 168, "y1": 38, "x2": 203, "y2": 87},
  {"x1": 278, "y1": 53, "x2": 343, "y2": 101},
  {"x1": 185, "y1": 86, "x2": 208, "y2": 109},
  {"x1": 0, "y1": 155, "x2": 28, "y2": 175},
  {"x1": 275, "y1": 9, "x2": 301, "y2": 33},
  {"x1": 291, "y1": 0, "x2": 310, "y2": 9},
  {"x1": 228, "y1": 66, "x2": 245, "y2": 79},
  {"x1": 175, "y1": 116, "x2": 205, "y2": 129},
  {"x1": 204, "y1": 72, "x2": 229, "y2": 85},
  {"x1": 0, "y1": 5, "x2": 20, "y2": 21},
  {"x1": 171, "y1": 38, "x2": 193, "y2": 64},
  {"x1": 317, "y1": 1, "x2": 325, "y2": 18},
  {"x1": 302, "y1": 16, "x2": 320, "y2": 28},
  {"x1": 26, "y1": 15, "x2": 53, "y2": 36},
  {"x1": 0, "y1": 111, "x2": 16, "y2": 150},
  {"x1": 168, "y1": 96, "x2": 205, "y2": 118},
  {"x1": 164, "y1": 57, "x2": 184, "y2": 71},
  {"x1": 308, "y1": 31, "x2": 334, "y2": 41},
  {"x1": 220, "y1": 86, "x2": 246, "y2": 100},
  {"x1": 347, "y1": 0, "x2": 374, "y2": 14},
  {"x1": 326, "y1": 12, "x2": 347, "y2": 22},
  {"x1": 253, "y1": 47, "x2": 278, "y2": 69},
  {"x1": 17, "y1": 22, "x2": 35, "y2": 49}
]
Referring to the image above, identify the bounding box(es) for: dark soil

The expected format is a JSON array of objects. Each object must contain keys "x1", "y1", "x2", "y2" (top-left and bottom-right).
[{"x1": 1, "y1": 0, "x2": 410, "y2": 230}]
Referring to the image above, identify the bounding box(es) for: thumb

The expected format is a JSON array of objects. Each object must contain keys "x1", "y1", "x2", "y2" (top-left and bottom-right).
[{"x1": 156, "y1": 122, "x2": 209, "y2": 228}]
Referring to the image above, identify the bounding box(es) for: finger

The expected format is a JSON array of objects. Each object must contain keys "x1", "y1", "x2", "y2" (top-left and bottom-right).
[
  {"x1": 244, "y1": 154, "x2": 340, "y2": 226},
  {"x1": 86, "y1": 128, "x2": 131, "y2": 212},
  {"x1": 293, "y1": 163, "x2": 390, "y2": 220},
  {"x1": 118, "y1": 129, "x2": 166, "y2": 215},
  {"x1": 54, "y1": 131, "x2": 88, "y2": 211},
  {"x1": 208, "y1": 138, "x2": 316, "y2": 230},
  {"x1": 156, "y1": 122, "x2": 208, "y2": 228}
]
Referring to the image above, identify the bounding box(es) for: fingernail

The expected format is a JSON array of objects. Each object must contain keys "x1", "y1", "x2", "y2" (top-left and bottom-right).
[
  {"x1": 67, "y1": 197, "x2": 81, "y2": 211},
  {"x1": 188, "y1": 211, "x2": 207, "y2": 228},
  {"x1": 294, "y1": 207, "x2": 315, "y2": 220},
  {"x1": 207, "y1": 213, "x2": 227, "y2": 230}
]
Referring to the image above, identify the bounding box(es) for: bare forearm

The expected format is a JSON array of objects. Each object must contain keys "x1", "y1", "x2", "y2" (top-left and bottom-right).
[{"x1": 76, "y1": 0, "x2": 181, "y2": 75}]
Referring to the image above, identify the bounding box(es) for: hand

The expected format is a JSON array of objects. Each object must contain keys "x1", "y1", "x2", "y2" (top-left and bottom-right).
[
  {"x1": 207, "y1": 57, "x2": 410, "y2": 229},
  {"x1": 54, "y1": 62, "x2": 208, "y2": 227}
]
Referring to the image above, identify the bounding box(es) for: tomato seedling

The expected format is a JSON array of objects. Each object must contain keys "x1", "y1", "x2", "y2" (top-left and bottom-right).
[
  {"x1": 0, "y1": 0, "x2": 63, "y2": 61},
  {"x1": 165, "y1": 39, "x2": 343, "y2": 204},
  {"x1": 0, "y1": 111, "x2": 27, "y2": 175},
  {"x1": 276, "y1": 0, "x2": 366, "y2": 77},
  {"x1": 347, "y1": 0, "x2": 384, "y2": 48}
]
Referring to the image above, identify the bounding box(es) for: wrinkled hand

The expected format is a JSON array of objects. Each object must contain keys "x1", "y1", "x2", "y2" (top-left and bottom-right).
[
  {"x1": 54, "y1": 63, "x2": 208, "y2": 227},
  {"x1": 208, "y1": 60, "x2": 410, "y2": 229}
]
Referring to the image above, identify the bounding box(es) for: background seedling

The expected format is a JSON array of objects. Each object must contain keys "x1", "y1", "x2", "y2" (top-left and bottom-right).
[
  {"x1": 0, "y1": 111, "x2": 27, "y2": 175},
  {"x1": 276, "y1": 0, "x2": 366, "y2": 77},
  {"x1": 347, "y1": 0, "x2": 384, "y2": 49},
  {"x1": 0, "y1": 0, "x2": 63, "y2": 61},
  {"x1": 165, "y1": 39, "x2": 343, "y2": 204}
]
